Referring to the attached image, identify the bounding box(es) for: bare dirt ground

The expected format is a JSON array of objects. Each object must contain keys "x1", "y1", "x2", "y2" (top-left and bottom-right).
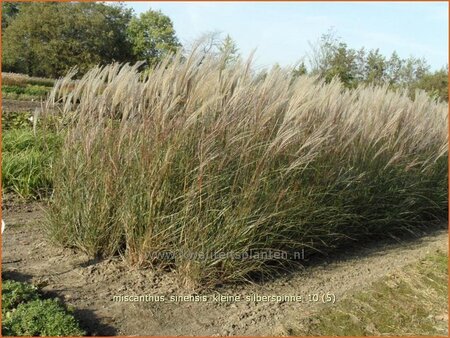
[
  {"x1": 2, "y1": 200, "x2": 448, "y2": 336},
  {"x1": 2, "y1": 99, "x2": 43, "y2": 113}
]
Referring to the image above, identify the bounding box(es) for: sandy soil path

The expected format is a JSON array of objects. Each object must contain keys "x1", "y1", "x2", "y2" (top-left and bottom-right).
[{"x1": 2, "y1": 99, "x2": 43, "y2": 113}]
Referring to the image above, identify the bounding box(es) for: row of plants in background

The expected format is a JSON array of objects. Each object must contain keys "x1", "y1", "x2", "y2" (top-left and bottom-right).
[
  {"x1": 2, "y1": 72, "x2": 55, "y2": 87},
  {"x1": 2, "y1": 84, "x2": 51, "y2": 101},
  {"x1": 2, "y1": 280, "x2": 85, "y2": 336},
  {"x1": 42, "y1": 49, "x2": 448, "y2": 287}
]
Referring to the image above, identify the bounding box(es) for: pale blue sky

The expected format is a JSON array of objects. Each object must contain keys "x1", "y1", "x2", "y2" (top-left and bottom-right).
[{"x1": 123, "y1": 1, "x2": 448, "y2": 70}]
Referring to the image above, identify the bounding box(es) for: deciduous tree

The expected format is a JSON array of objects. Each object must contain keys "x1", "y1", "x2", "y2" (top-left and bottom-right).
[
  {"x1": 2, "y1": 2, "x2": 134, "y2": 77},
  {"x1": 127, "y1": 9, "x2": 180, "y2": 67}
]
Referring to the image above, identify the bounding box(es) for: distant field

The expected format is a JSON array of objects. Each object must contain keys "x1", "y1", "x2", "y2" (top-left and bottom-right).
[
  {"x1": 2, "y1": 73, "x2": 54, "y2": 101},
  {"x1": 2, "y1": 72, "x2": 55, "y2": 87},
  {"x1": 1, "y1": 73, "x2": 60, "y2": 198}
]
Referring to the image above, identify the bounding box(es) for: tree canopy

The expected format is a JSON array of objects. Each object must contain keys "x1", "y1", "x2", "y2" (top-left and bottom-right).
[
  {"x1": 2, "y1": 2, "x2": 20, "y2": 30},
  {"x1": 304, "y1": 30, "x2": 447, "y2": 101},
  {"x1": 1, "y1": 3, "x2": 447, "y2": 101},
  {"x1": 127, "y1": 9, "x2": 180, "y2": 67},
  {"x1": 2, "y1": 3, "x2": 180, "y2": 77}
]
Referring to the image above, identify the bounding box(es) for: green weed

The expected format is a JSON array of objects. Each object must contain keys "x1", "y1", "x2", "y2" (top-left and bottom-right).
[{"x1": 2, "y1": 72, "x2": 55, "y2": 87}]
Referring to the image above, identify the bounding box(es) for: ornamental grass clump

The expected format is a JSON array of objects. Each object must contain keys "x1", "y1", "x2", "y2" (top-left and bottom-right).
[{"x1": 42, "y1": 49, "x2": 448, "y2": 286}]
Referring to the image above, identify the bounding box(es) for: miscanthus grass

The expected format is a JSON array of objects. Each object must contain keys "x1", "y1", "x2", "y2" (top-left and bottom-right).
[{"x1": 41, "y1": 50, "x2": 448, "y2": 287}]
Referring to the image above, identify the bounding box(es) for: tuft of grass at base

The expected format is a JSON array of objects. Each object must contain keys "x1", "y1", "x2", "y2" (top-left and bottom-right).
[{"x1": 289, "y1": 250, "x2": 448, "y2": 336}]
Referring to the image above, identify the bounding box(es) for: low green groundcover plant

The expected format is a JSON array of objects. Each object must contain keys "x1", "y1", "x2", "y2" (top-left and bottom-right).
[
  {"x1": 3, "y1": 299, "x2": 85, "y2": 336},
  {"x1": 2, "y1": 280, "x2": 39, "y2": 316},
  {"x1": 2, "y1": 281, "x2": 85, "y2": 336}
]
